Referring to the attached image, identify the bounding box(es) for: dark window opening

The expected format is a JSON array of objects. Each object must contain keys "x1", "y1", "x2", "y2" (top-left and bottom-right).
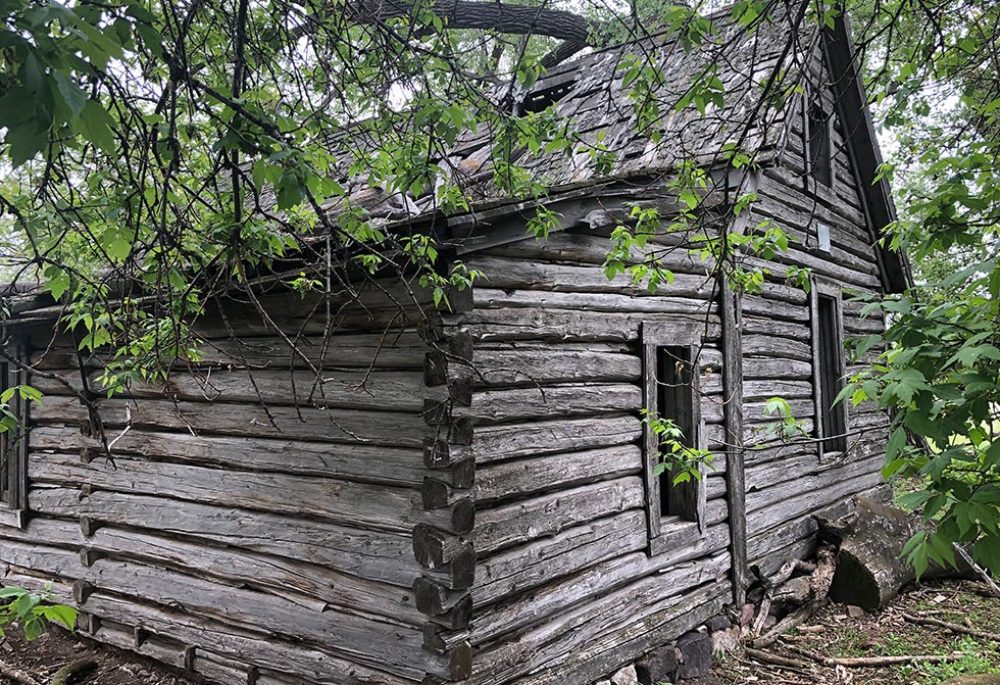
[
  {"x1": 807, "y1": 102, "x2": 833, "y2": 187},
  {"x1": 655, "y1": 345, "x2": 700, "y2": 523},
  {"x1": 0, "y1": 349, "x2": 26, "y2": 516},
  {"x1": 817, "y1": 294, "x2": 847, "y2": 452}
]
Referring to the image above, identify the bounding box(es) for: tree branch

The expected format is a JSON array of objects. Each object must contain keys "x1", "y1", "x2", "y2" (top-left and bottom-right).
[{"x1": 344, "y1": 0, "x2": 597, "y2": 44}]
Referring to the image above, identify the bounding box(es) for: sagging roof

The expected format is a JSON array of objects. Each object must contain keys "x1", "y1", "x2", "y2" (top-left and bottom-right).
[{"x1": 321, "y1": 6, "x2": 909, "y2": 291}]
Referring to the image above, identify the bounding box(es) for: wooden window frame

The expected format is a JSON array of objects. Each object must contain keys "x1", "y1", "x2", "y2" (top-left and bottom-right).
[
  {"x1": 809, "y1": 279, "x2": 849, "y2": 459},
  {"x1": 0, "y1": 344, "x2": 28, "y2": 528},
  {"x1": 804, "y1": 93, "x2": 835, "y2": 189},
  {"x1": 641, "y1": 322, "x2": 706, "y2": 557}
]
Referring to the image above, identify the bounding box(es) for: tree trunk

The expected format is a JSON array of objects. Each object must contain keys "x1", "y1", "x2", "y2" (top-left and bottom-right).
[{"x1": 346, "y1": 0, "x2": 596, "y2": 44}]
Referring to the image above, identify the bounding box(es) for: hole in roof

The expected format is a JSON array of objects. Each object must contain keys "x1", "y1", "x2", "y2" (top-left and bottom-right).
[{"x1": 516, "y1": 74, "x2": 578, "y2": 115}]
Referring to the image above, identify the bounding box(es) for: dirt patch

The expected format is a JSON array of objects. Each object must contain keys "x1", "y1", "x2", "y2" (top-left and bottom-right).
[
  {"x1": 693, "y1": 580, "x2": 1000, "y2": 685},
  {"x1": 0, "y1": 626, "x2": 198, "y2": 685}
]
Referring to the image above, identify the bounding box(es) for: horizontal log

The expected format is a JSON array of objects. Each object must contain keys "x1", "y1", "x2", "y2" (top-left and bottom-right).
[
  {"x1": 31, "y1": 395, "x2": 429, "y2": 446},
  {"x1": 474, "y1": 445, "x2": 640, "y2": 503},
  {"x1": 473, "y1": 477, "x2": 645, "y2": 554},
  {"x1": 464, "y1": 255, "x2": 716, "y2": 299},
  {"x1": 2, "y1": 517, "x2": 422, "y2": 625},
  {"x1": 467, "y1": 523, "x2": 730, "y2": 650},
  {"x1": 746, "y1": 469, "x2": 884, "y2": 540},
  {"x1": 472, "y1": 288, "x2": 717, "y2": 316},
  {"x1": 466, "y1": 348, "x2": 640, "y2": 387},
  {"x1": 471, "y1": 555, "x2": 731, "y2": 685},
  {"x1": 448, "y1": 307, "x2": 720, "y2": 342},
  {"x1": 28, "y1": 488, "x2": 417, "y2": 587},
  {"x1": 743, "y1": 357, "x2": 812, "y2": 380},
  {"x1": 742, "y1": 334, "x2": 813, "y2": 362},
  {"x1": 463, "y1": 384, "x2": 642, "y2": 424},
  {"x1": 30, "y1": 331, "x2": 430, "y2": 371},
  {"x1": 32, "y1": 368, "x2": 444, "y2": 412},
  {"x1": 29, "y1": 452, "x2": 420, "y2": 533},
  {"x1": 480, "y1": 232, "x2": 714, "y2": 272},
  {"x1": 81, "y1": 592, "x2": 418, "y2": 685},
  {"x1": 469, "y1": 414, "x2": 642, "y2": 464},
  {"x1": 472, "y1": 496, "x2": 726, "y2": 611},
  {"x1": 30, "y1": 426, "x2": 426, "y2": 488}
]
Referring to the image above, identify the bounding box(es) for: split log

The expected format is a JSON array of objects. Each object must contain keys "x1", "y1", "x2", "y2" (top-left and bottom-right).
[{"x1": 821, "y1": 497, "x2": 972, "y2": 611}]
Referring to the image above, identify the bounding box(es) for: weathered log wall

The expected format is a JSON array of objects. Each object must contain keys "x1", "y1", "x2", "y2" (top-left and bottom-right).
[
  {"x1": 741, "y1": 69, "x2": 891, "y2": 579},
  {"x1": 430, "y1": 232, "x2": 733, "y2": 684},
  {"x1": 0, "y1": 282, "x2": 466, "y2": 685}
]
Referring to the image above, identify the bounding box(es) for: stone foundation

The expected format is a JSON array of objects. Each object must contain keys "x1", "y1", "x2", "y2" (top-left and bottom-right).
[{"x1": 592, "y1": 613, "x2": 739, "y2": 685}]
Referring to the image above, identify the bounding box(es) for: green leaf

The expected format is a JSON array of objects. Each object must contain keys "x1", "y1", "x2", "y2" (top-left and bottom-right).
[
  {"x1": 44, "y1": 267, "x2": 71, "y2": 301},
  {"x1": 22, "y1": 617, "x2": 44, "y2": 641},
  {"x1": 6, "y1": 120, "x2": 48, "y2": 167},
  {"x1": 76, "y1": 99, "x2": 116, "y2": 154},
  {"x1": 38, "y1": 604, "x2": 77, "y2": 631},
  {"x1": 886, "y1": 427, "x2": 907, "y2": 459},
  {"x1": 53, "y1": 72, "x2": 87, "y2": 118}
]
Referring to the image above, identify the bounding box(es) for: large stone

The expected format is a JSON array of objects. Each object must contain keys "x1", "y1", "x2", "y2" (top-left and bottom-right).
[
  {"x1": 635, "y1": 645, "x2": 681, "y2": 684},
  {"x1": 940, "y1": 677, "x2": 1000, "y2": 685},
  {"x1": 676, "y1": 631, "x2": 713, "y2": 679},
  {"x1": 610, "y1": 664, "x2": 638, "y2": 685}
]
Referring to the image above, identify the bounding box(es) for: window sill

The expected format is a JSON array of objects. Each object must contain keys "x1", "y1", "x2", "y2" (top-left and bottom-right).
[
  {"x1": 649, "y1": 517, "x2": 702, "y2": 556},
  {"x1": 0, "y1": 508, "x2": 26, "y2": 529}
]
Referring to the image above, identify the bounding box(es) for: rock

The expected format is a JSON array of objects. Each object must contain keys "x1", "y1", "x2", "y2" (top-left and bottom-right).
[
  {"x1": 676, "y1": 631, "x2": 713, "y2": 679},
  {"x1": 940, "y1": 677, "x2": 1000, "y2": 685},
  {"x1": 610, "y1": 664, "x2": 638, "y2": 685},
  {"x1": 846, "y1": 604, "x2": 865, "y2": 619},
  {"x1": 635, "y1": 645, "x2": 681, "y2": 684},
  {"x1": 705, "y1": 615, "x2": 731, "y2": 633}
]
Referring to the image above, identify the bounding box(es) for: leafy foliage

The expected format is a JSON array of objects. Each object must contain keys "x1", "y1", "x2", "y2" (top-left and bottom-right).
[
  {"x1": 642, "y1": 410, "x2": 714, "y2": 485},
  {"x1": 840, "y1": 0, "x2": 1000, "y2": 575},
  {"x1": 0, "y1": 585, "x2": 77, "y2": 641}
]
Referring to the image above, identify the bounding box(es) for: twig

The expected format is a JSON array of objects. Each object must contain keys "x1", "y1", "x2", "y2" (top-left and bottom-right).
[
  {"x1": 788, "y1": 644, "x2": 965, "y2": 667},
  {"x1": 752, "y1": 596, "x2": 772, "y2": 636},
  {"x1": 753, "y1": 601, "x2": 822, "y2": 648},
  {"x1": 0, "y1": 658, "x2": 43, "y2": 685},
  {"x1": 901, "y1": 611, "x2": 1000, "y2": 643},
  {"x1": 744, "y1": 648, "x2": 813, "y2": 671},
  {"x1": 954, "y1": 544, "x2": 1000, "y2": 599}
]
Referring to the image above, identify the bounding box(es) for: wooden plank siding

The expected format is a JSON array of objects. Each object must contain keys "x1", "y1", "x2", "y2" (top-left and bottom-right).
[{"x1": 433, "y1": 232, "x2": 733, "y2": 684}]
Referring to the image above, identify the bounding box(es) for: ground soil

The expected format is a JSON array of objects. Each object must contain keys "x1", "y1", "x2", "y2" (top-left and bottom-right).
[
  {"x1": 691, "y1": 580, "x2": 1000, "y2": 685},
  {"x1": 0, "y1": 626, "x2": 197, "y2": 685}
]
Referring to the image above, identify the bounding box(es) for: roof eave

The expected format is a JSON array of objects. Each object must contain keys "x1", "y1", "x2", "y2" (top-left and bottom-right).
[{"x1": 823, "y1": 11, "x2": 913, "y2": 294}]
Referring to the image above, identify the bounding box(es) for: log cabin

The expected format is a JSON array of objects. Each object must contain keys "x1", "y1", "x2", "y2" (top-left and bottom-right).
[{"x1": 0, "y1": 6, "x2": 909, "y2": 685}]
